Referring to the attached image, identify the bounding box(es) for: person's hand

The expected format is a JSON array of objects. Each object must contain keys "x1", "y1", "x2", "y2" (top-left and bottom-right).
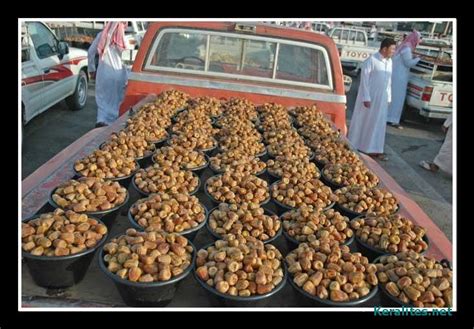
[
  {"x1": 89, "y1": 71, "x2": 96, "y2": 81},
  {"x1": 363, "y1": 101, "x2": 371, "y2": 109}
]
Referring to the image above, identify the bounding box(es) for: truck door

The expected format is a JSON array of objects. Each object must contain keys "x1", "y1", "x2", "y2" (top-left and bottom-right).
[
  {"x1": 27, "y1": 22, "x2": 73, "y2": 110},
  {"x1": 21, "y1": 25, "x2": 44, "y2": 123}
]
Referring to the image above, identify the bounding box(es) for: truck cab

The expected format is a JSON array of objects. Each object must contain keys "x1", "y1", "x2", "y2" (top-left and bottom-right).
[
  {"x1": 327, "y1": 26, "x2": 379, "y2": 75},
  {"x1": 21, "y1": 22, "x2": 89, "y2": 125},
  {"x1": 311, "y1": 22, "x2": 331, "y2": 34},
  {"x1": 120, "y1": 22, "x2": 348, "y2": 134},
  {"x1": 124, "y1": 21, "x2": 148, "y2": 50}
]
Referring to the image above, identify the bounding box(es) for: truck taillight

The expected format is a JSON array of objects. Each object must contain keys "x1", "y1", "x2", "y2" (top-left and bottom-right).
[{"x1": 421, "y1": 86, "x2": 433, "y2": 102}]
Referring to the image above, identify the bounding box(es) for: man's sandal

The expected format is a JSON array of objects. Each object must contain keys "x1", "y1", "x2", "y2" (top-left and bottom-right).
[
  {"x1": 369, "y1": 153, "x2": 389, "y2": 161},
  {"x1": 419, "y1": 160, "x2": 438, "y2": 172}
]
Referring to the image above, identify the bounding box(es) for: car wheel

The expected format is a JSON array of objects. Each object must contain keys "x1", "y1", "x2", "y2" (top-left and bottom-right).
[{"x1": 66, "y1": 70, "x2": 88, "y2": 111}]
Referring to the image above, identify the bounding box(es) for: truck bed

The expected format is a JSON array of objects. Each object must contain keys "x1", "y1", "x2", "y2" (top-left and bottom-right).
[{"x1": 21, "y1": 95, "x2": 452, "y2": 307}]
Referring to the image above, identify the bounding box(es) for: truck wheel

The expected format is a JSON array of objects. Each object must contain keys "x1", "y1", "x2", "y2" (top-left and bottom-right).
[{"x1": 66, "y1": 70, "x2": 88, "y2": 111}]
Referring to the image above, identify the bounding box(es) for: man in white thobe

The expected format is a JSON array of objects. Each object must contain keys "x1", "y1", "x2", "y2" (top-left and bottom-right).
[
  {"x1": 348, "y1": 38, "x2": 397, "y2": 161},
  {"x1": 387, "y1": 31, "x2": 422, "y2": 128},
  {"x1": 419, "y1": 114, "x2": 453, "y2": 176},
  {"x1": 88, "y1": 22, "x2": 128, "y2": 127}
]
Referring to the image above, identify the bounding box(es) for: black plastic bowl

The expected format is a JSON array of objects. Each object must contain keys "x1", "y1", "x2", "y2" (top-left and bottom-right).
[
  {"x1": 204, "y1": 176, "x2": 271, "y2": 207},
  {"x1": 152, "y1": 151, "x2": 210, "y2": 177},
  {"x1": 182, "y1": 153, "x2": 209, "y2": 177},
  {"x1": 208, "y1": 161, "x2": 266, "y2": 178},
  {"x1": 313, "y1": 158, "x2": 328, "y2": 171},
  {"x1": 269, "y1": 181, "x2": 335, "y2": 215},
  {"x1": 172, "y1": 111, "x2": 214, "y2": 126},
  {"x1": 267, "y1": 148, "x2": 314, "y2": 162},
  {"x1": 135, "y1": 147, "x2": 156, "y2": 169},
  {"x1": 131, "y1": 171, "x2": 201, "y2": 198},
  {"x1": 282, "y1": 224, "x2": 355, "y2": 252},
  {"x1": 167, "y1": 136, "x2": 218, "y2": 156},
  {"x1": 193, "y1": 244, "x2": 287, "y2": 307},
  {"x1": 287, "y1": 271, "x2": 378, "y2": 307},
  {"x1": 48, "y1": 187, "x2": 130, "y2": 231},
  {"x1": 266, "y1": 170, "x2": 281, "y2": 184},
  {"x1": 333, "y1": 202, "x2": 364, "y2": 220},
  {"x1": 213, "y1": 120, "x2": 222, "y2": 129},
  {"x1": 73, "y1": 160, "x2": 140, "y2": 190},
  {"x1": 98, "y1": 241, "x2": 196, "y2": 307},
  {"x1": 355, "y1": 232, "x2": 430, "y2": 262},
  {"x1": 151, "y1": 134, "x2": 169, "y2": 149},
  {"x1": 372, "y1": 255, "x2": 414, "y2": 307},
  {"x1": 127, "y1": 200, "x2": 208, "y2": 243},
  {"x1": 374, "y1": 255, "x2": 452, "y2": 308},
  {"x1": 256, "y1": 146, "x2": 268, "y2": 161},
  {"x1": 266, "y1": 167, "x2": 321, "y2": 185},
  {"x1": 22, "y1": 216, "x2": 108, "y2": 289},
  {"x1": 206, "y1": 206, "x2": 282, "y2": 244},
  {"x1": 292, "y1": 120, "x2": 302, "y2": 129},
  {"x1": 271, "y1": 197, "x2": 335, "y2": 217},
  {"x1": 320, "y1": 165, "x2": 381, "y2": 191},
  {"x1": 99, "y1": 141, "x2": 155, "y2": 169},
  {"x1": 214, "y1": 144, "x2": 266, "y2": 159},
  {"x1": 320, "y1": 169, "x2": 345, "y2": 191},
  {"x1": 334, "y1": 202, "x2": 400, "y2": 220}
]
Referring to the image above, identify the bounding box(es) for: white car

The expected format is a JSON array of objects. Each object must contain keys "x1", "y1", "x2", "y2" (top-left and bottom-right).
[{"x1": 21, "y1": 21, "x2": 89, "y2": 125}]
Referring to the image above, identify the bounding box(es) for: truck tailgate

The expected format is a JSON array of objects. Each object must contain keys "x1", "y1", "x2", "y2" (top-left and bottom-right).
[
  {"x1": 430, "y1": 85, "x2": 453, "y2": 107},
  {"x1": 339, "y1": 45, "x2": 377, "y2": 62}
]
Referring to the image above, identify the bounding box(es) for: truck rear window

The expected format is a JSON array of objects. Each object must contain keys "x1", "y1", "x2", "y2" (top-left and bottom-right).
[
  {"x1": 153, "y1": 32, "x2": 207, "y2": 70},
  {"x1": 276, "y1": 44, "x2": 329, "y2": 85},
  {"x1": 145, "y1": 28, "x2": 333, "y2": 90},
  {"x1": 208, "y1": 36, "x2": 276, "y2": 79}
]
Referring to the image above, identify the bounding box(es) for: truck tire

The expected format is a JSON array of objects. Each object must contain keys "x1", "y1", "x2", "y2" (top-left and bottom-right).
[{"x1": 66, "y1": 70, "x2": 88, "y2": 111}]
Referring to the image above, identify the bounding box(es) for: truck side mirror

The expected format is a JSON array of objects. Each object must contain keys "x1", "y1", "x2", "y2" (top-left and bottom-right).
[{"x1": 58, "y1": 41, "x2": 69, "y2": 60}]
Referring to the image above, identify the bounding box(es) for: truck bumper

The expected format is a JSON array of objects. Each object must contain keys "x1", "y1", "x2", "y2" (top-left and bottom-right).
[
  {"x1": 341, "y1": 62, "x2": 360, "y2": 75},
  {"x1": 406, "y1": 96, "x2": 452, "y2": 120},
  {"x1": 341, "y1": 61, "x2": 359, "y2": 69},
  {"x1": 420, "y1": 106, "x2": 452, "y2": 119}
]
